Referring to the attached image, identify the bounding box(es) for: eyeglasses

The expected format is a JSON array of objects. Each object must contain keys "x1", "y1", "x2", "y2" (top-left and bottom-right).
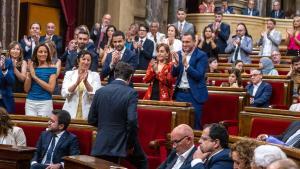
[
  {"x1": 139, "y1": 29, "x2": 147, "y2": 32},
  {"x1": 272, "y1": 54, "x2": 280, "y2": 56},
  {"x1": 236, "y1": 29, "x2": 244, "y2": 32},
  {"x1": 171, "y1": 136, "x2": 188, "y2": 145}
]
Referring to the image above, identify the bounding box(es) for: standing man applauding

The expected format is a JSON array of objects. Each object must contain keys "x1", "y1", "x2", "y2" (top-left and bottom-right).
[{"x1": 172, "y1": 33, "x2": 208, "y2": 129}]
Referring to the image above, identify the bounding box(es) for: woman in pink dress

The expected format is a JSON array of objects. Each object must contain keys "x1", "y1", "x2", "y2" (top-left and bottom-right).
[{"x1": 287, "y1": 16, "x2": 300, "y2": 56}]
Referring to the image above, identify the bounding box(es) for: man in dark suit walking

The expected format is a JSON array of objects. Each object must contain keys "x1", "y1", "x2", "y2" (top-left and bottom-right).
[
  {"x1": 101, "y1": 31, "x2": 137, "y2": 83},
  {"x1": 88, "y1": 62, "x2": 148, "y2": 169},
  {"x1": 246, "y1": 69, "x2": 272, "y2": 108},
  {"x1": 172, "y1": 33, "x2": 208, "y2": 129},
  {"x1": 132, "y1": 24, "x2": 154, "y2": 70},
  {"x1": 158, "y1": 124, "x2": 196, "y2": 169},
  {"x1": 30, "y1": 110, "x2": 80, "y2": 169},
  {"x1": 40, "y1": 22, "x2": 63, "y2": 56},
  {"x1": 190, "y1": 123, "x2": 233, "y2": 169}
]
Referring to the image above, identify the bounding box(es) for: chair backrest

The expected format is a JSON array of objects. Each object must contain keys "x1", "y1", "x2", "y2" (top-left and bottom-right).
[{"x1": 250, "y1": 118, "x2": 291, "y2": 138}]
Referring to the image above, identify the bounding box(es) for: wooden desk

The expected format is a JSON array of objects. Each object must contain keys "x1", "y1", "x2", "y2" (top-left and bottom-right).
[
  {"x1": 0, "y1": 144, "x2": 36, "y2": 169},
  {"x1": 64, "y1": 155, "x2": 126, "y2": 169}
]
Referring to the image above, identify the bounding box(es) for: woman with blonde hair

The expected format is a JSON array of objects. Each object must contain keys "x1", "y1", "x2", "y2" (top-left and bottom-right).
[{"x1": 0, "y1": 107, "x2": 26, "y2": 146}]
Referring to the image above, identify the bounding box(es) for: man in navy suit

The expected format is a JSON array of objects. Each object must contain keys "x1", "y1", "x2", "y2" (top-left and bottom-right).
[
  {"x1": 40, "y1": 22, "x2": 63, "y2": 56},
  {"x1": 158, "y1": 124, "x2": 197, "y2": 169},
  {"x1": 172, "y1": 33, "x2": 208, "y2": 129},
  {"x1": 30, "y1": 110, "x2": 80, "y2": 169},
  {"x1": 88, "y1": 62, "x2": 148, "y2": 169},
  {"x1": 64, "y1": 31, "x2": 98, "y2": 72},
  {"x1": 241, "y1": 0, "x2": 260, "y2": 16},
  {"x1": 0, "y1": 55, "x2": 15, "y2": 113},
  {"x1": 246, "y1": 69, "x2": 272, "y2": 107},
  {"x1": 20, "y1": 22, "x2": 43, "y2": 61},
  {"x1": 257, "y1": 121, "x2": 300, "y2": 149},
  {"x1": 190, "y1": 123, "x2": 233, "y2": 169},
  {"x1": 208, "y1": 11, "x2": 230, "y2": 54},
  {"x1": 172, "y1": 8, "x2": 195, "y2": 37},
  {"x1": 90, "y1": 14, "x2": 112, "y2": 51},
  {"x1": 101, "y1": 31, "x2": 137, "y2": 83},
  {"x1": 132, "y1": 24, "x2": 154, "y2": 70},
  {"x1": 270, "y1": 1, "x2": 285, "y2": 19},
  {"x1": 215, "y1": 0, "x2": 234, "y2": 14}
]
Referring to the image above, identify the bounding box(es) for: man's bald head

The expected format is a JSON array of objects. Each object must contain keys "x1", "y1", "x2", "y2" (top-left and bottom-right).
[
  {"x1": 172, "y1": 124, "x2": 194, "y2": 139},
  {"x1": 170, "y1": 124, "x2": 194, "y2": 154}
]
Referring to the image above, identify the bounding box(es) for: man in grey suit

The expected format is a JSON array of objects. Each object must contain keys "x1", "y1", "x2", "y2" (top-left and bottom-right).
[
  {"x1": 172, "y1": 8, "x2": 195, "y2": 38},
  {"x1": 225, "y1": 23, "x2": 253, "y2": 64},
  {"x1": 258, "y1": 19, "x2": 282, "y2": 56},
  {"x1": 88, "y1": 62, "x2": 148, "y2": 169}
]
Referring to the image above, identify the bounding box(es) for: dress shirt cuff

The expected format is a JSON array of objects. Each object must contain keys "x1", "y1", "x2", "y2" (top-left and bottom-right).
[
  {"x1": 31, "y1": 161, "x2": 37, "y2": 166},
  {"x1": 109, "y1": 62, "x2": 115, "y2": 70},
  {"x1": 61, "y1": 162, "x2": 64, "y2": 168},
  {"x1": 2, "y1": 69, "x2": 8, "y2": 76},
  {"x1": 191, "y1": 159, "x2": 204, "y2": 167},
  {"x1": 25, "y1": 46, "x2": 30, "y2": 52}
]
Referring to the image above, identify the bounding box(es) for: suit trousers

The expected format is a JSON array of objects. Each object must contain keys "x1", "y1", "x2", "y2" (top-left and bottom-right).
[{"x1": 175, "y1": 90, "x2": 203, "y2": 129}]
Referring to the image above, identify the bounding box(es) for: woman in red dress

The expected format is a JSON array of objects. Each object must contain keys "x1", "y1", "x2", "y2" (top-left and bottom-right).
[{"x1": 143, "y1": 43, "x2": 174, "y2": 101}]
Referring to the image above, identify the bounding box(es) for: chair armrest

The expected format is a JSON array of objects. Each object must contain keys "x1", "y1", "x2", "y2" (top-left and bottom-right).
[
  {"x1": 269, "y1": 104, "x2": 289, "y2": 110},
  {"x1": 149, "y1": 139, "x2": 167, "y2": 150},
  {"x1": 219, "y1": 120, "x2": 238, "y2": 128}
]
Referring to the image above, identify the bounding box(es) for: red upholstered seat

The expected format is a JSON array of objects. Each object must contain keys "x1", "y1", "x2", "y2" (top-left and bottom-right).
[
  {"x1": 18, "y1": 124, "x2": 46, "y2": 147},
  {"x1": 14, "y1": 99, "x2": 26, "y2": 115},
  {"x1": 250, "y1": 118, "x2": 291, "y2": 138},
  {"x1": 267, "y1": 81, "x2": 285, "y2": 106},
  {"x1": 132, "y1": 75, "x2": 144, "y2": 83},
  {"x1": 53, "y1": 102, "x2": 64, "y2": 110},
  {"x1": 137, "y1": 108, "x2": 172, "y2": 169},
  {"x1": 202, "y1": 94, "x2": 239, "y2": 130},
  {"x1": 137, "y1": 90, "x2": 146, "y2": 99},
  {"x1": 207, "y1": 79, "x2": 228, "y2": 86},
  {"x1": 67, "y1": 128, "x2": 93, "y2": 155}
]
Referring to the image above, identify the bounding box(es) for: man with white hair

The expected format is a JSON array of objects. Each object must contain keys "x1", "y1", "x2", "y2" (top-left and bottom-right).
[
  {"x1": 267, "y1": 158, "x2": 299, "y2": 169},
  {"x1": 251, "y1": 145, "x2": 287, "y2": 169}
]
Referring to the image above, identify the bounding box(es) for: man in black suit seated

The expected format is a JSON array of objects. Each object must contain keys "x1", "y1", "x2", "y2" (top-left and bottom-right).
[
  {"x1": 132, "y1": 24, "x2": 154, "y2": 70},
  {"x1": 257, "y1": 121, "x2": 300, "y2": 149},
  {"x1": 30, "y1": 110, "x2": 80, "y2": 169},
  {"x1": 88, "y1": 62, "x2": 148, "y2": 169},
  {"x1": 190, "y1": 123, "x2": 233, "y2": 169},
  {"x1": 241, "y1": 0, "x2": 260, "y2": 16},
  {"x1": 270, "y1": 1, "x2": 285, "y2": 19},
  {"x1": 40, "y1": 22, "x2": 63, "y2": 56},
  {"x1": 64, "y1": 31, "x2": 98, "y2": 72},
  {"x1": 158, "y1": 124, "x2": 196, "y2": 169},
  {"x1": 101, "y1": 30, "x2": 137, "y2": 83}
]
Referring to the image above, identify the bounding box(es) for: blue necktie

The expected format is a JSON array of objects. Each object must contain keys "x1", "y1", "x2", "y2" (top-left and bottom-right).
[{"x1": 45, "y1": 134, "x2": 57, "y2": 164}]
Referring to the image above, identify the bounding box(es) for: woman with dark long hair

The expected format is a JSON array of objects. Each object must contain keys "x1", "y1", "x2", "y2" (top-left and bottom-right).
[{"x1": 198, "y1": 26, "x2": 218, "y2": 59}]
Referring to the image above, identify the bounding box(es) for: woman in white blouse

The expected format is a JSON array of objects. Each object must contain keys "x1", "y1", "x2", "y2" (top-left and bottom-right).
[
  {"x1": 0, "y1": 107, "x2": 26, "y2": 146},
  {"x1": 162, "y1": 25, "x2": 182, "y2": 52},
  {"x1": 61, "y1": 51, "x2": 101, "y2": 119}
]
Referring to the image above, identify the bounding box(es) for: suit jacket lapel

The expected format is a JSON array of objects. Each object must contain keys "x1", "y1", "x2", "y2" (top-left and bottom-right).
[
  {"x1": 255, "y1": 82, "x2": 264, "y2": 97},
  {"x1": 42, "y1": 133, "x2": 54, "y2": 157},
  {"x1": 53, "y1": 132, "x2": 68, "y2": 155},
  {"x1": 121, "y1": 49, "x2": 129, "y2": 62}
]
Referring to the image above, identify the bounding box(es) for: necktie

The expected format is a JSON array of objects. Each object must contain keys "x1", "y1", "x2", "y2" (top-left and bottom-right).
[
  {"x1": 286, "y1": 133, "x2": 300, "y2": 147},
  {"x1": 45, "y1": 134, "x2": 57, "y2": 164},
  {"x1": 179, "y1": 23, "x2": 183, "y2": 33},
  {"x1": 140, "y1": 40, "x2": 143, "y2": 47},
  {"x1": 276, "y1": 11, "x2": 279, "y2": 18},
  {"x1": 154, "y1": 35, "x2": 157, "y2": 43},
  {"x1": 234, "y1": 46, "x2": 240, "y2": 62}
]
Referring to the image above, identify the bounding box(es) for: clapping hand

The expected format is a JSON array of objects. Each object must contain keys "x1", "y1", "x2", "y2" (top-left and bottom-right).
[
  {"x1": 183, "y1": 53, "x2": 188, "y2": 68},
  {"x1": 23, "y1": 35, "x2": 32, "y2": 47},
  {"x1": 0, "y1": 55, "x2": 5, "y2": 69},
  {"x1": 150, "y1": 59, "x2": 158, "y2": 73},
  {"x1": 28, "y1": 61, "x2": 36, "y2": 77},
  {"x1": 286, "y1": 28, "x2": 294, "y2": 37},
  {"x1": 111, "y1": 50, "x2": 121, "y2": 65}
]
